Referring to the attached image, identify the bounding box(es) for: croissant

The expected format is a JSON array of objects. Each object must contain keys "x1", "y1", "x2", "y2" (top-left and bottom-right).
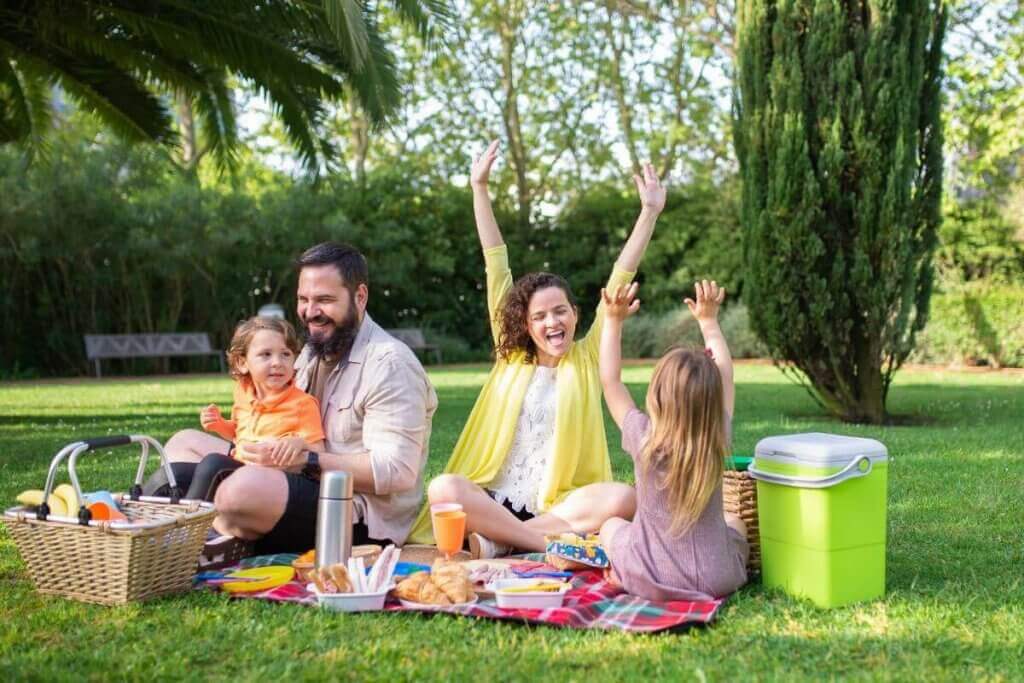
[
  {"x1": 394, "y1": 571, "x2": 431, "y2": 601},
  {"x1": 417, "y1": 579, "x2": 452, "y2": 605},
  {"x1": 431, "y1": 559, "x2": 472, "y2": 603}
]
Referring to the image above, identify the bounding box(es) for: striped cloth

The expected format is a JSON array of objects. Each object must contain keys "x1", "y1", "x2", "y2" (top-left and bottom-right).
[{"x1": 206, "y1": 554, "x2": 724, "y2": 633}]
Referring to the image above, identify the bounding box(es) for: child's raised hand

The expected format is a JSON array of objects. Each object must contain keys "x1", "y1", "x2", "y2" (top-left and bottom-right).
[
  {"x1": 200, "y1": 404, "x2": 223, "y2": 429},
  {"x1": 602, "y1": 282, "x2": 641, "y2": 321},
  {"x1": 470, "y1": 139, "x2": 500, "y2": 188},
  {"x1": 684, "y1": 280, "x2": 726, "y2": 323}
]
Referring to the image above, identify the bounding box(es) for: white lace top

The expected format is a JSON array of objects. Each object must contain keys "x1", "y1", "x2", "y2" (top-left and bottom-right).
[{"x1": 489, "y1": 365, "x2": 558, "y2": 514}]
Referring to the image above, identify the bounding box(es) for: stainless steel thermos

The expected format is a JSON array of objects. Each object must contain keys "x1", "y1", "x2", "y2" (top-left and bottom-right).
[{"x1": 315, "y1": 470, "x2": 353, "y2": 569}]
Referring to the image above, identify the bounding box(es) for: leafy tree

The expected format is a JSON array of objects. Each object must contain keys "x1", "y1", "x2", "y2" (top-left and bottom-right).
[
  {"x1": 0, "y1": 0, "x2": 451, "y2": 172},
  {"x1": 318, "y1": 2, "x2": 737, "y2": 225},
  {"x1": 734, "y1": 0, "x2": 947, "y2": 424},
  {"x1": 940, "y1": 1, "x2": 1024, "y2": 284}
]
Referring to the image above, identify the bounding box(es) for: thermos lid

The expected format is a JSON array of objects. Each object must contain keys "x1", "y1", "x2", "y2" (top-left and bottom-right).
[{"x1": 319, "y1": 470, "x2": 353, "y2": 499}]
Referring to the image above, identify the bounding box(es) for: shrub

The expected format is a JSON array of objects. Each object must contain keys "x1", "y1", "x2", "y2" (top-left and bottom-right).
[
  {"x1": 620, "y1": 304, "x2": 765, "y2": 359},
  {"x1": 910, "y1": 283, "x2": 1024, "y2": 368},
  {"x1": 0, "y1": 128, "x2": 493, "y2": 376},
  {"x1": 422, "y1": 330, "x2": 490, "y2": 365},
  {"x1": 720, "y1": 304, "x2": 768, "y2": 359}
]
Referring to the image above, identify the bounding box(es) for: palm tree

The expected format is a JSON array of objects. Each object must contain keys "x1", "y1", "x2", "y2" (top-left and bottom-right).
[{"x1": 0, "y1": 0, "x2": 451, "y2": 172}]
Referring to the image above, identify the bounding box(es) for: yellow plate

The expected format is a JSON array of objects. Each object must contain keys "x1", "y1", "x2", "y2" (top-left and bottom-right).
[{"x1": 220, "y1": 566, "x2": 295, "y2": 593}]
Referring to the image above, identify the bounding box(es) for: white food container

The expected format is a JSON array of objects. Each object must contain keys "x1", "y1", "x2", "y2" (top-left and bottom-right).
[
  {"x1": 308, "y1": 584, "x2": 389, "y2": 612},
  {"x1": 487, "y1": 578, "x2": 571, "y2": 609}
]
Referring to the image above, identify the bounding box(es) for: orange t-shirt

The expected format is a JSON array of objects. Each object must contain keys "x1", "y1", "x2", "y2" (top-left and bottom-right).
[{"x1": 207, "y1": 382, "x2": 325, "y2": 453}]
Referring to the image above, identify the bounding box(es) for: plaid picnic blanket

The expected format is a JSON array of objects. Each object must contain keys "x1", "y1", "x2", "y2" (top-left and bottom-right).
[{"x1": 201, "y1": 554, "x2": 724, "y2": 633}]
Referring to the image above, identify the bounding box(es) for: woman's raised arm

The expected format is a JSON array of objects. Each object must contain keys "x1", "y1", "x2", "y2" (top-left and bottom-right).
[
  {"x1": 581, "y1": 164, "x2": 666, "y2": 354},
  {"x1": 615, "y1": 163, "x2": 666, "y2": 273},
  {"x1": 470, "y1": 140, "x2": 504, "y2": 251}
]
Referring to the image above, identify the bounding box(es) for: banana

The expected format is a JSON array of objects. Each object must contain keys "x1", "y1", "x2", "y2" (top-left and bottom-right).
[
  {"x1": 15, "y1": 489, "x2": 45, "y2": 507},
  {"x1": 53, "y1": 484, "x2": 81, "y2": 516},
  {"x1": 15, "y1": 489, "x2": 68, "y2": 517}
]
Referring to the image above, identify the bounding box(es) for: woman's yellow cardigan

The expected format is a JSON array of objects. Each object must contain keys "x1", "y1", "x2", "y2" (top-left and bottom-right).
[{"x1": 408, "y1": 244, "x2": 634, "y2": 544}]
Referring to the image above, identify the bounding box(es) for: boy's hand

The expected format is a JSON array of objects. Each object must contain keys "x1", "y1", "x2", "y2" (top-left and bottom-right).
[
  {"x1": 267, "y1": 437, "x2": 308, "y2": 469},
  {"x1": 200, "y1": 404, "x2": 224, "y2": 429},
  {"x1": 684, "y1": 280, "x2": 726, "y2": 323},
  {"x1": 602, "y1": 282, "x2": 641, "y2": 321},
  {"x1": 634, "y1": 163, "x2": 666, "y2": 215},
  {"x1": 470, "y1": 139, "x2": 500, "y2": 189}
]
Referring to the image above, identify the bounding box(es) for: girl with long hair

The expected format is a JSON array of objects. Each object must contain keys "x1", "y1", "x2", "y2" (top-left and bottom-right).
[{"x1": 598, "y1": 280, "x2": 748, "y2": 600}]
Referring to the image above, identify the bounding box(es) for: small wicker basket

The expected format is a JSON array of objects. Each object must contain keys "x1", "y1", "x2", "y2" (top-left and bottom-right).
[
  {"x1": 3, "y1": 435, "x2": 216, "y2": 605},
  {"x1": 723, "y1": 467, "x2": 760, "y2": 572}
]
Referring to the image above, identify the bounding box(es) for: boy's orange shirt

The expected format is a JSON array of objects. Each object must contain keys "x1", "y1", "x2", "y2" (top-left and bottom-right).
[{"x1": 207, "y1": 382, "x2": 325, "y2": 453}]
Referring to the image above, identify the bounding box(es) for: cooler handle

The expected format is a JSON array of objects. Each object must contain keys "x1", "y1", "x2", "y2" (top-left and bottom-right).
[{"x1": 747, "y1": 455, "x2": 872, "y2": 489}]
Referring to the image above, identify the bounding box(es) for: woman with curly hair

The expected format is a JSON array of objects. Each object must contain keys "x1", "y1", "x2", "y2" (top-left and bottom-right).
[{"x1": 407, "y1": 140, "x2": 666, "y2": 557}]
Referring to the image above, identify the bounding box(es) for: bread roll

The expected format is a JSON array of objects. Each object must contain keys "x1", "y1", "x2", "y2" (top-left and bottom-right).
[{"x1": 309, "y1": 564, "x2": 353, "y2": 594}]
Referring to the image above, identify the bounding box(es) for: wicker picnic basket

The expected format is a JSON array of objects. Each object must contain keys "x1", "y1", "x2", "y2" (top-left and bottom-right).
[
  {"x1": 3, "y1": 435, "x2": 216, "y2": 605},
  {"x1": 723, "y1": 466, "x2": 761, "y2": 572}
]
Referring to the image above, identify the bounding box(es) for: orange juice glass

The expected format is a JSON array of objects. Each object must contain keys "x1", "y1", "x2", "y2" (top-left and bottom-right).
[{"x1": 431, "y1": 503, "x2": 467, "y2": 559}]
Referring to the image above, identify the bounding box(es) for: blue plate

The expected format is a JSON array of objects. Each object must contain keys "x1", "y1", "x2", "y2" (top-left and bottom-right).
[{"x1": 394, "y1": 561, "x2": 431, "y2": 576}]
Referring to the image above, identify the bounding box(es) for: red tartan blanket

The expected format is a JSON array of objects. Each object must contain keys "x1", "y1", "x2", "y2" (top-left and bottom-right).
[{"x1": 203, "y1": 555, "x2": 724, "y2": 633}]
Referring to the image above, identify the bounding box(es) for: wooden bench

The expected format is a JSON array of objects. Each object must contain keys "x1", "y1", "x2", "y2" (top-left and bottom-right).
[
  {"x1": 84, "y1": 333, "x2": 225, "y2": 377},
  {"x1": 385, "y1": 328, "x2": 442, "y2": 365}
]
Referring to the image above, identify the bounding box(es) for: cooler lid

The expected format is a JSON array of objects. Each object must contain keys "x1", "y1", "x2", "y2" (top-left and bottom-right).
[{"x1": 754, "y1": 432, "x2": 888, "y2": 467}]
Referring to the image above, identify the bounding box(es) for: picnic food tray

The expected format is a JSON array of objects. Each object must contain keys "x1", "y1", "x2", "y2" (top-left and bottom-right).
[
  {"x1": 3, "y1": 435, "x2": 215, "y2": 605},
  {"x1": 545, "y1": 533, "x2": 609, "y2": 569}
]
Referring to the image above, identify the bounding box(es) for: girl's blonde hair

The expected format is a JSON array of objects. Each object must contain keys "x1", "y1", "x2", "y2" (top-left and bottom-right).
[
  {"x1": 226, "y1": 316, "x2": 302, "y2": 381},
  {"x1": 640, "y1": 347, "x2": 728, "y2": 536}
]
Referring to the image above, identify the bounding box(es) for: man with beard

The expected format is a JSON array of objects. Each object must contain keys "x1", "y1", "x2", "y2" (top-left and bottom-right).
[{"x1": 144, "y1": 242, "x2": 438, "y2": 555}]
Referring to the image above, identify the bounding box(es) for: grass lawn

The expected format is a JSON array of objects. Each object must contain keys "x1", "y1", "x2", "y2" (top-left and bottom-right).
[{"x1": 1, "y1": 363, "x2": 1022, "y2": 681}]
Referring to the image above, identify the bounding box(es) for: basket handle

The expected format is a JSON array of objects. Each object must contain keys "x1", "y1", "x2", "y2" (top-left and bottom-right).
[{"x1": 39, "y1": 435, "x2": 182, "y2": 524}]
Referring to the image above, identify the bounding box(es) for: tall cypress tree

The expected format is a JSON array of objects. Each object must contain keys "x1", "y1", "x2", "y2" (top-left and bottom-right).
[{"x1": 734, "y1": 0, "x2": 947, "y2": 423}]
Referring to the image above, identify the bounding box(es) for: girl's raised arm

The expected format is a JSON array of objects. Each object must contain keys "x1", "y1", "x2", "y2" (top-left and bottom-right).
[
  {"x1": 599, "y1": 283, "x2": 641, "y2": 429},
  {"x1": 470, "y1": 140, "x2": 504, "y2": 250},
  {"x1": 685, "y1": 280, "x2": 735, "y2": 418}
]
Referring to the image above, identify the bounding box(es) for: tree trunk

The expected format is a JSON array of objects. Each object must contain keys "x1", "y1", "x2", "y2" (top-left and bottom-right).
[
  {"x1": 850, "y1": 339, "x2": 885, "y2": 424},
  {"x1": 601, "y1": 5, "x2": 642, "y2": 177},
  {"x1": 176, "y1": 92, "x2": 201, "y2": 182},
  {"x1": 498, "y1": 2, "x2": 531, "y2": 229},
  {"x1": 347, "y1": 92, "x2": 369, "y2": 187}
]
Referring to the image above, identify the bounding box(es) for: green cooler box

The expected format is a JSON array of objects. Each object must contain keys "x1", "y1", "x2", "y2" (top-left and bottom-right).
[{"x1": 748, "y1": 433, "x2": 889, "y2": 607}]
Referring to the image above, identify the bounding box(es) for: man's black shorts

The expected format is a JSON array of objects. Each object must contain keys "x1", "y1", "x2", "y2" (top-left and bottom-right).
[{"x1": 255, "y1": 472, "x2": 391, "y2": 555}]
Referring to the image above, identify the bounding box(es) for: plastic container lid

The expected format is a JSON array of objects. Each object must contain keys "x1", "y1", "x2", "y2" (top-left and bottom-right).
[
  {"x1": 725, "y1": 455, "x2": 753, "y2": 471},
  {"x1": 755, "y1": 432, "x2": 888, "y2": 467}
]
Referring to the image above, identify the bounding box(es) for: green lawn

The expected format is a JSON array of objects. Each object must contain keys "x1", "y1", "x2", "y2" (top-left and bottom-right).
[{"x1": 1, "y1": 364, "x2": 1022, "y2": 681}]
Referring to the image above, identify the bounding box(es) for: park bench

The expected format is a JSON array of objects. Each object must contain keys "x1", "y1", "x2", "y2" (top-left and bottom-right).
[
  {"x1": 84, "y1": 333, "x2": 225, "y2": 377},
  {"x1": 385, "y1": 328, "x2": 442, "y2": 365}
]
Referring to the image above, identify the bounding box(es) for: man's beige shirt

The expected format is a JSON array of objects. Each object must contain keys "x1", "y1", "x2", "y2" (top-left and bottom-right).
[{"x1": 294, "y1": 314, "x2": 437, "y2": 544}]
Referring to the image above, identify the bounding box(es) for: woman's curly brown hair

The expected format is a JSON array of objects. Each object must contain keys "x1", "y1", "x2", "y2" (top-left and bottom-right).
[{"x1": 495, "y1": 272, "x2": 577, "y2": 363}]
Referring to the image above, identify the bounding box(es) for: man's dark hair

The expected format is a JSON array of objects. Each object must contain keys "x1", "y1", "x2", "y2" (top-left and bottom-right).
[{"x1": 295, "y1": 242, "x2": 369, "y2": 290}]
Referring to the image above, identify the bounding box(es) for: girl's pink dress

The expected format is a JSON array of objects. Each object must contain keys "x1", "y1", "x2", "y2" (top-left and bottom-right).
[{"x1": 607, "y1": 409, "x2": 748, "y2": 601}]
